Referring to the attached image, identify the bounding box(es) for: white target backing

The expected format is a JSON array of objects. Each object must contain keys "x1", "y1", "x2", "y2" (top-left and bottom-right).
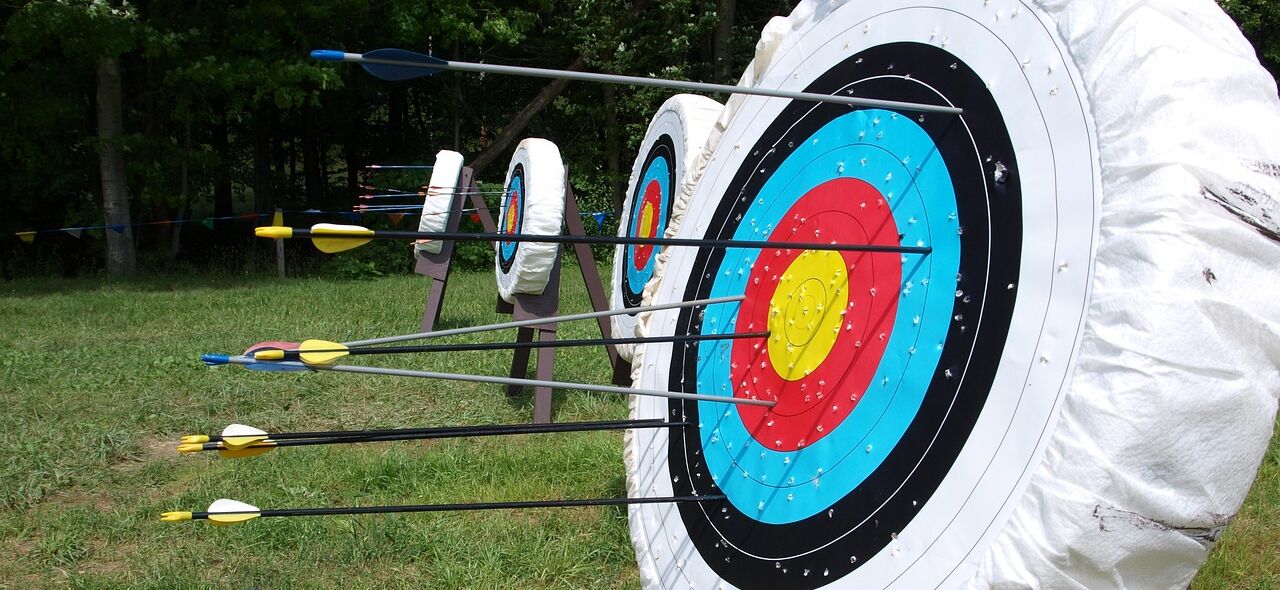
[
  {"x1": 626, "y1": 0, "x2": 1280, "y2": 588},
  {"x1": 611, "y1": 95, "x2": 723, "y2": 361},
  {"x1": 494, "y1": 138, "x2": 565, "y2": 303},
  {"x1": 414, "y1": 150, "x2": 465, "y2": 256}
]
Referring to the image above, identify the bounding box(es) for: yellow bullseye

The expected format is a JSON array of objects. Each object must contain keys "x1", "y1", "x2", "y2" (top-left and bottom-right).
[
  {"x1": 767, "y1": 250, "x2": 848, "y2": 381},
  {"x1": 638, "y1": 201, "x2": 656, "y2": 238}
]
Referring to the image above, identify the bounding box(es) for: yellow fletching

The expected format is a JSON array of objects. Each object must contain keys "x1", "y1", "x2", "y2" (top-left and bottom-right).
[
  {"x1": 160, "y1": 511, "x2": 193, "y2": 523},
  {"x1": 253, "y1": 349, "x2": 286, "y2": 361},
  {"x1": 310, "y1": 223, "x2": 375, "y2": 253},
  {"x1": 176, "y1": 443, "x2": 205, "y2": 454},
  {"x1": 255, "y1": 226, "x2": 293, "y2": 239},
  {"x1": 298, "y1": 339, "x2": 349, "y2": 365},
  {"x1": 180, "y1": 435, "x2": 209, "y2": 444},
  {"x1": 221, "y1": 435, "x2": 268, "y2": 449},
  {"x1": 208, "y1": 511, "x2": 260, "y2": 525},
  {"x1": 218, "y1": 444, "x2": 276, "y2": 459},
  {"x1": 311, "y1": 235, "x2": 373, "y2": 253},
  {"x1": 207, "y1": 499, "x2": 260, "y2": 525}
]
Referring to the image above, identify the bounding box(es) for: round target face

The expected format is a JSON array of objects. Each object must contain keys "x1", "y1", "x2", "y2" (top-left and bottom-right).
[
  {"x1": 621, "y1": 136, "x2": 675, "y2": 308},
  {"x1": 498, "y1": 165, "x2": 526, "y2": 273},
  {"x1": 627, "y1": 3, "x2": 1099, "y2": 589},
  {"x1": 493, "y1": 138, "x2": 566, "y2": 303},
  {"x1": 612, "y1": 95, "x2": 723, "y2": 359}
]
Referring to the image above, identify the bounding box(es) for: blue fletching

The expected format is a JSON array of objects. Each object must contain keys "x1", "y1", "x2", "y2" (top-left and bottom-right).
[
  {"x1": 359, "y1": 48, "x2": 447, "y2": 81},
  {"x1": 201, "y1": 353, "x2": 231, "y2": 366},
  {"x1": 243, "y1": 361, "x2": 311, "y2": 373}
]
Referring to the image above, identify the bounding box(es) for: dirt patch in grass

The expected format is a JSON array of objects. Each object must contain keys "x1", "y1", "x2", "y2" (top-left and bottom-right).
[{"x1": 113, "y1": 435, "x2": 176, "y2": 473}]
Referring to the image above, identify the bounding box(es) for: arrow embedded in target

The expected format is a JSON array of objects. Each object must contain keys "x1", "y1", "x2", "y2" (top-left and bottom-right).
[
  {"x1": 311, "y1": 48, "x2": 963, "y2": 115},
  {"x1": 249, "y1": 332, "x2": 767, "y2": 366},
  {"x1": 178, "y1": 419, "x2": 689, "y2": 458},
  {"x1": 162, "y1": 494, "x2": 724, "y2": 525},
  {"x1": 255, "y1": 224, "x2": 933, "y2": 255},
  {"x1": 201, "y1": 353, "x2": 777, "y2": 408}
]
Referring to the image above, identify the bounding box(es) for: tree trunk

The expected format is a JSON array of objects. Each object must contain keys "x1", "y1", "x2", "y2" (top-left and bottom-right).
[
  {"x1": 388, "y1": 87, "x2": 406, "y2": 159},
  {"x1": 603, "y1": 83, "x2": 624, "y2": 212},
  {"x1": 95, "y1": 56, "x2": 136, "y2": 278},
  {"x1": 470, "y1": 55, "x2": 588, "y2": 175},
  {"x1": 253, "y1": 103, "x2": 274, "y2": 213},
  {"x1": 302, "y1": 107, "x2": 323, "y2": 208},
  {"x1": 168, "y1": 120, "x2": 192, "y2": 271},
  {"x1": 714, "y1": 0, "x2": 738, "y2": 82},
  {"x1": 212, "y1": 111, "x2": 233, "y2": 223}
]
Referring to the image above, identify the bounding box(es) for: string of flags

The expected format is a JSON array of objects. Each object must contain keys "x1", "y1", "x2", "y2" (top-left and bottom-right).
[{"x1": 14, "y1": 209, "x2": 617, "y2": 244}]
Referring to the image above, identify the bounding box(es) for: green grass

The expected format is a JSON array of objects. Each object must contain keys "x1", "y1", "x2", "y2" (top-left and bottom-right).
[{"x1": 0, "y1": 270, "x2": 1274, "y2": 589}]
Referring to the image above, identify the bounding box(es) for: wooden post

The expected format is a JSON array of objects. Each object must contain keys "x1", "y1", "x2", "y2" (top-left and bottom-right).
[{"x1": 415, "y1": 167, "x2": 482, "y2": 331}]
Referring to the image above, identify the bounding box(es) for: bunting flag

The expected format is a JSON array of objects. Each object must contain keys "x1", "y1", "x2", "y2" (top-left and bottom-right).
[
  {"x1": 108, "y1": 225, "x2": 127, "y2": 234},
  {"x1": 63, "y1": 228, "x2": 83, "y2": 239},
  {"x1": 15, "y1": 232, "x2": 35, "y2": 244},
  {"x1": 592, "y1": 212, "x2": 606, "y2": 231},
  {"x1": 200, "y1": 218, "x2": 214, "y2": 230},
  {"x1": 387, "y1": 213, "x2": 407, "y2": 226}
]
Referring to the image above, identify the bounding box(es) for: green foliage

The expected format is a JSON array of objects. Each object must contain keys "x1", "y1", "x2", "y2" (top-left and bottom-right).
[{"x1": 1220, "y1": 0, "x2": 1280, "y2": 81}]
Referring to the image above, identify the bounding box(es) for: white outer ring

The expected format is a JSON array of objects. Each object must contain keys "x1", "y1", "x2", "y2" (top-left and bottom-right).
[
  {"x1": 494, "y1": 138, "x2": 566, "y2": 303},
  {"x1": 611, "y1": 95, "x2": 723, "y2": 361},
  {"x1": 414, "y1": 150, "x2": 465, "y2": 256}
]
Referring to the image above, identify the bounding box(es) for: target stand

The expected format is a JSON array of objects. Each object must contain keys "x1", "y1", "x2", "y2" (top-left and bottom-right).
[
  {"x1": 414, "y1": 166, "x2": 498, "y2": 331},
  {"x1": 496, "y1": 167, "x2": 623, "y2": 423}
]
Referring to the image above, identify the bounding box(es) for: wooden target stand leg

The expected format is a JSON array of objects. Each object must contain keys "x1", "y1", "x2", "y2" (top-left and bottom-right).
[
  {"x1": 498, "y1": 168, "x2": 624, "y2": 423},
  {"x1": 415, "y1": 167, "x2": 495, "y2": 331}
]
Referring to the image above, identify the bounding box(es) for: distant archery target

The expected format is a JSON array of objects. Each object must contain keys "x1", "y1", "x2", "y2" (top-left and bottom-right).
[
  {"x1": 414, "y1": 150, "x2": 465, "y2": 256},
  {"x1": 612, "y1": 95, "x2": 723, "y2": 361},
  {"x1": 627, "y1": 3, "x2": 1099, "y2": 589},
  {"x1": 494, "y1": 138, "x2": 565, "y2": 303}
]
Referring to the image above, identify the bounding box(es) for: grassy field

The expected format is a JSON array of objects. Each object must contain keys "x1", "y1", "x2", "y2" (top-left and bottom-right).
[{"x1": 0, "y1": 270, "x2": 1275, "y2": 589}]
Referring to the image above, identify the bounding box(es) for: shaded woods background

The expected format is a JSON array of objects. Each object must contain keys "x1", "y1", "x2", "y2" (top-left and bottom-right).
[{"x1": 1, "y1": 0, "x2": 1277, "y2": 279}]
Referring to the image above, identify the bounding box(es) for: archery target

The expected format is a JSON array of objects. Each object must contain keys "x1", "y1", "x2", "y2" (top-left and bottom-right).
[
  {"x1": 611, "y1": 95, "x2": 724, "y2": 361},
  {"x1": 494, "y1": 138, "x2": 565, "y2": 303},
  {"x1": 413, "y1": 150, "x2": 465, "y2": 256},
  {"x1": 626, "y1": 1, "x2": 1102, "y2": 588}
]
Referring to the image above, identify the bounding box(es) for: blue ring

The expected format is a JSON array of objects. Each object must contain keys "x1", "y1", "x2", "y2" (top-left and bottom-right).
[
  {"x1": 697, "y1": 110, "x2": 961, "y2": 524},
  {"x1": 624, "y1": 155, "x2": 672, "y2": 295},
  {"x1": 499, "y1": 174, "x2": 525, "y2": 263}
]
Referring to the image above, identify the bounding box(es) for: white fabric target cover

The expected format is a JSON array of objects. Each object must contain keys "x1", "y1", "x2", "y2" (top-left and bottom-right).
[
  {"x1": 611, "y1": 94, "x2": 723, "y2": 362},
  {"x1": 413, "y1": 149, "x2": 465, "y2": 256},
  {"x1": 624, "y1": 1, "x2": 1280, "y2": 589},
  {"x1": 494, "y1": 138, "x2": 565, "y2": 302}
]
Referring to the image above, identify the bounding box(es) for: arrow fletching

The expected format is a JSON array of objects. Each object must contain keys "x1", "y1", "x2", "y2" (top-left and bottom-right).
[
  {"x1": 206, "y1": 499, "x2": 261, "y2": 525},
  {"x1": 358, "y1": 48, "x2": 447, "y2": 81},
  {"x1": 309, "y1": 223, "x2": 375, "y2": 253},
  {"x1": 298, "y1": 339, "x2": 350, "y2": 365},
  {"x1": 221, "y1": 424, "x2": 269, "y2": 449}
]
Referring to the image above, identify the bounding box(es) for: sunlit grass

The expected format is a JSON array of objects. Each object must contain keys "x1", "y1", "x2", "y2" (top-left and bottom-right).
[{"x1": 0, "y1": 269, "x2": 1274, "y2": 588}]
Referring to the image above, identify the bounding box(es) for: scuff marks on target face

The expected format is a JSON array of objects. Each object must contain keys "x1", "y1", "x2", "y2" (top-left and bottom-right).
[{"x1": 664, "y1": 42, "x2": 1023, "y2": 588}]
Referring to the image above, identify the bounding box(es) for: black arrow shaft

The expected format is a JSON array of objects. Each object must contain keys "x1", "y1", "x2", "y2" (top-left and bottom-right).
[
  {"x1": 209, "y1": 417, "x2": 686, "y2": 442},
  {"x1": 197, "y1": 495, "x2": 724, "y2": 520},
  {"x1": 300, "y1": 228, "x2": 932, "y2": 255},
  {"x1": 283, "y1": 331, "x2": 769, "y2": 358}
]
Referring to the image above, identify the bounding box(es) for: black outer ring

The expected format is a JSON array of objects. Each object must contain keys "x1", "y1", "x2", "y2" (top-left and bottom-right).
[
  {"x1": 497, "y1": 163, "x2": 526, "y2": 273},
  {"x1": 622, "y1": 135, "x2": 678, "y2": 308},
  {"x1": 663, "y1": 43, "x2": 1023, "y2": 588}
]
